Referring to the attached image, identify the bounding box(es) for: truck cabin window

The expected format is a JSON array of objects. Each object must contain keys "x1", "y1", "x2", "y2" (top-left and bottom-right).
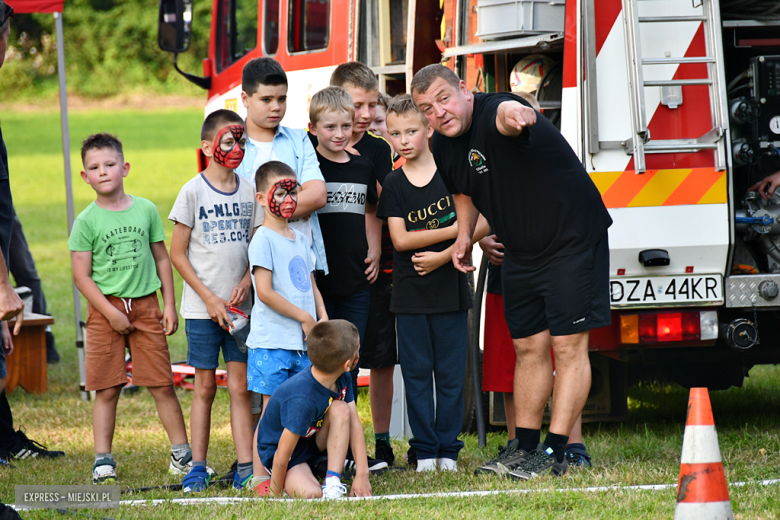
[
  {"x1": 288, "y1": 0, "x2": 329, "y2": 53},
  {"x1": 264, "y1": 0, "x2": 280, "y2": 55},
  {"x1": 216, "y1": 0, "x2": 259, "y2": 71}
]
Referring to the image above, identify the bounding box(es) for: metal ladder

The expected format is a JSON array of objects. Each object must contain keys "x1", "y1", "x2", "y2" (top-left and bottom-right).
[{"x1": 621, "y1": 0, "x2": 727, "y2": 173}]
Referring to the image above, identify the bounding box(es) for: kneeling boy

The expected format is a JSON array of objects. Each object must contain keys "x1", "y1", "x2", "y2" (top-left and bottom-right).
[{"x1": 255, "y1": 320, "x2": 372, "y2": 499}]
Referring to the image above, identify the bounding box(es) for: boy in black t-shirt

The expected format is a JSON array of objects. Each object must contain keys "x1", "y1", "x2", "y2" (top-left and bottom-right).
[
  {"x1": 308, "y1": 86, "x2": 383, "y2": 401},
  {"x1": 254, "y1": 320, "x2": 371, "y2": 499},
  {"x1": 378, "y1": 95, "x2": 488, "y2": 472},
  {"x1": 329, "y1": 62, "x2": 398, "y2": 465}
]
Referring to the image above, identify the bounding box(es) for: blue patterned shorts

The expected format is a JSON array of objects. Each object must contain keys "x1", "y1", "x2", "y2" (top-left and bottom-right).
[{"x1": 247, "y1": 347, "x2": 310, "y2": 395}]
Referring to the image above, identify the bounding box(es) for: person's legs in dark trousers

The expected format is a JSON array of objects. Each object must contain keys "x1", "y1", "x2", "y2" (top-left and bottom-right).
[
  {"x1": 322, "y1": 290, "x2": 370, "y2": 402},
  {"x1": 0, "y1": 390, "x2": 15, "y2": 453},
  {"x1": 431, "y1": 310, "x2": 468, "y2": 461},
  {"x1": 396, "y1": 313, "x2": 438, "y2": 462},
  {"x1": 8, "y1": 209, "x2": 58, "y2": 362}
]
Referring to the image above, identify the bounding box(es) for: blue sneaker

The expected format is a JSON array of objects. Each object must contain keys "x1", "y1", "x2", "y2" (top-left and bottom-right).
[
  {"x1": 183, "y1": 465, "x2": 211, "y2": 493},
  {"x1": 233, "y1": 471, "x2": 253, "y2": 489},
  {"x1": 565, "y1": 444, "x2": 592, "y2": 468}
]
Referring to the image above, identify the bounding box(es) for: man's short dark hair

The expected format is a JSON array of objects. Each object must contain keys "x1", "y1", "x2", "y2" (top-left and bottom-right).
[
  {"x1": 307, "y1": 320, "x2": 359, "y2": 374},
  {"x1": 242, "y1": 58, "x2": 287, "y2": 95},
  {"x1": 201, "y1": 109, "x2": 244, "y2": 142},
  {"x1": 80, "y1": 133, "x2": 123, "y2": 164},
  {"x1": 330, "y1": 61, "x2": 378, "y2": 91},
  {"x1": 410, "y1": 64, "x2": 461, "y2": 97},
  {"x1": 255, "y1": 160, "x2": 297, "y2": 192}
]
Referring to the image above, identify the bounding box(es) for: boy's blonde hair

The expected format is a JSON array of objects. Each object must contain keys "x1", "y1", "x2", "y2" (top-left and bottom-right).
[
  {"x1": 309, "y1": 86, "x2": 356, "y2": 125},
  {"x1": 330, "y1": 61, "x2": 378, "y2": 92},
  {"x1": 376, "y1": 92, "x2": 390, "y2": 110},
  {"x1": 386, "y1": 94, "x2": 428, "y2": 126},
  {"x1": 516, "y1": 91, "x2": 541, "y2": 111}
]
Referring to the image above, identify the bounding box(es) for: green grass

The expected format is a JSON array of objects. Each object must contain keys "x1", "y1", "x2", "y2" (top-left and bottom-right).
[{"x1": 2, "y1": 107, "x2": 780, "y2": 518}]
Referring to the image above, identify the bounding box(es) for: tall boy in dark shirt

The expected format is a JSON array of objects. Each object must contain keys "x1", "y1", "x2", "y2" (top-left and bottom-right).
[{"x1": 378, "y1": 95, "x2": 488, "y2": 471}]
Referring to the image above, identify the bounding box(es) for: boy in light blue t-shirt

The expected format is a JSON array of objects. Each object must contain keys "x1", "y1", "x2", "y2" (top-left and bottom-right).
[{"x1": 247, "y1": 160, "x2": 327, "y2": 481}]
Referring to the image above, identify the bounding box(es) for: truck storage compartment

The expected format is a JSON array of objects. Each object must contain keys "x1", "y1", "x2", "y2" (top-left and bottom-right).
[{"x1": 475, "y1": 0, "x2": 565, "y2": 40}]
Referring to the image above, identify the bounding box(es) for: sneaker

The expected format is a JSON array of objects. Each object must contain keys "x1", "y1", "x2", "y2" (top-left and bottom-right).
[
  {"x1": 474, "y1": 439, "x2": 528, "y2": 476},
  {"x1": 344, "y1": 455, "x2": 388, "y2": 477},
  {"x1": 321, "y1": 479, "x2": 347, "y2": 499},
  {"x1": 233, "y1": 470, "x2": 254, "y2": 489},
  {"x1": 374, "y1": 438, "x2": 395, "y2": 466},
  {"x1": 1, "y1": 456, "x2": 16, "y2": 469},
  {"x1": 92, "y1": 458, "x2": 118, "y2": 484},
  {"x1": 182, "y1": 465, "x2": 211, "y2": 493},
  {"x1": 406, "y1": 445, "x2": 417, "y2": 469},
  {"x1": 507, "y1": 444, "x2": 568, "y2": 481},
  {"x1": 565, "y1": 445, "x2": 592, "y2": 468},
  {"x1": 168, "y1": 453, "x2": 218, "y2": 477},
  {"x1": 416, "y1": 458, "x2": 437, "y2": 472},
  {"x1": 7, "y1": 429, "x2": 65, "y2": 460},
  {"x1": 438, "y1": 458, "x2": 457, "y2": 471},
  {"x1": 46, "y1": 331, "x2": 60, "y2": 364}
]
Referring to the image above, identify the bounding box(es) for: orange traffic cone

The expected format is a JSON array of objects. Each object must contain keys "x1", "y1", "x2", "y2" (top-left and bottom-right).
[{"x1": 674, "y1": 388, "x2": 734, "y2": 519}]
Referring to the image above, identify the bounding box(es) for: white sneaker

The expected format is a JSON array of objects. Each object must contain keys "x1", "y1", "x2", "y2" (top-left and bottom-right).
[
  {"x1": 438, "y1": 458, "x2": 457, "y2": 471},
  {"x1": 321, "y1": 479, "x2": 348, "y2": 499},
  {"x1": 168, "y1": 454, "x2": 217, "y2": 477},
  {"x1": 416, "y1": 458, "x2": 437, "y2": 472},
  {"x1": 92, "y1": 459, "x2": 118, "y2": 484}
]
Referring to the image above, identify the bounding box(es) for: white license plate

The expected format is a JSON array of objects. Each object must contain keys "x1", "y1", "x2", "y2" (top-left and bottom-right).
[{"x1": 610, "y1": 275, "x2": 723, "y2": 307}]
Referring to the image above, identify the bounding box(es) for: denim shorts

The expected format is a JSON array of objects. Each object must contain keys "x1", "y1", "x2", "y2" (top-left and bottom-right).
[
  {"x1": 247, "y1": 347, "x2": 310, "y2": 395},
  {"x1": 185, "y1": 319, "x2": 248, "y2": 369}
]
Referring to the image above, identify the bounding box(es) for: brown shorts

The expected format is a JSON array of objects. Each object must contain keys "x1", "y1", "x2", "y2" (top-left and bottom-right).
[{"x1": 85, "y1": 292, "x2": 173, "y2": 391}]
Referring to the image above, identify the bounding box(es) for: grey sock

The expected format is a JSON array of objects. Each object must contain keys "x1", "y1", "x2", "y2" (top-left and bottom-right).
[
  {"x1": 192, "y1": 460, "x2": 207, "y2": 468},
  {"x1": 95, "y1": 453, "x2": 113, "y2": 464},
  {"x1": 171, "y1": 443, "x2": 191, "y2": 460},
  {"x1": 237, "y1": 461, "x2": 253, "y2": 480}
]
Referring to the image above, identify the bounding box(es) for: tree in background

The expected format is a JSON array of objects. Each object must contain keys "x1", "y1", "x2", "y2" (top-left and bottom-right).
[{"x1": 1, "y1": 0, "x2": 211, "y2": 99}]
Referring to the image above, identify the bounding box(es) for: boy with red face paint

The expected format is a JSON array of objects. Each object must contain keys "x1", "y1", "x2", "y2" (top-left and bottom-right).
[
  {"x1": 169, "y1": 109, "x2": 262, "y2": 492},
  {"x1": 245, "y1": 160, "x2": 328, "y2": 487}
]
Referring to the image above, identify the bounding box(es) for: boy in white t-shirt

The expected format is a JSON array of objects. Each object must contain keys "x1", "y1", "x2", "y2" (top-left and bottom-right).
[{"x1": 169, "y1": 109, "x2": 261, "y2": 492}]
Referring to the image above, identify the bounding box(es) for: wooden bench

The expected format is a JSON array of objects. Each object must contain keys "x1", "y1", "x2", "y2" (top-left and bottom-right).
[{"x1": 4, "y1": 313, "x2": 54, "y2": 394}]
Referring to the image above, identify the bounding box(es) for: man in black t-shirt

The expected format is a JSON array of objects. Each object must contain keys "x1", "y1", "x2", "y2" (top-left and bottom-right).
[
  {"x1": 0, "y1": 2, "x2": 65, "y2": 473},
  {"x1": 412, "y1": 64, "x2": 612, "y2": 480}
]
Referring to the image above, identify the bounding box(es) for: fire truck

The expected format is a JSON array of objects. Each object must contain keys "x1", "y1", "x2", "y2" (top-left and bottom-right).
[{"x1": 157, "y1": 0, "x2": 780, "y2": 423}]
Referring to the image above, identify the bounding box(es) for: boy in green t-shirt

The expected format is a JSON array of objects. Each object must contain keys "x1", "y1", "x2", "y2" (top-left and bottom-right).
[{"x1": 68, "y1": 133, "x2": 190, "y2": 484}]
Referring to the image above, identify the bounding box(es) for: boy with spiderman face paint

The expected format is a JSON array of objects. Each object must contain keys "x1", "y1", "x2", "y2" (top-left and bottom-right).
[
  {"x1": 212, "y1": 125, "x2": 247, "y2": 169},
  {"x1": 245, "y1": 161, "x2": 328, "y2": 491},
  {"x1": 169, "y1": 110, "x2": 262, "y2": 492}
]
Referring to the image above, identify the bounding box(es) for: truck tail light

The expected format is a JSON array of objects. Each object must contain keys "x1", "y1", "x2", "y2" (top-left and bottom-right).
[{"x1": 619, "y1": 310, "x2": 718, "y2": 344}]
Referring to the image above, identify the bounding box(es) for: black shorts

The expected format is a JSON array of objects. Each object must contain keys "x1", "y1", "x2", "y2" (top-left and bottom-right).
[
  {"x1": 361, "y1": 280, "x2": 398, "y2": 369},
  {"x1": 502, "y1": 232, "x2": 611, "y2": 338},
  {"x1": 263, "y1": 436, "x2": 322, "y2": 472}
]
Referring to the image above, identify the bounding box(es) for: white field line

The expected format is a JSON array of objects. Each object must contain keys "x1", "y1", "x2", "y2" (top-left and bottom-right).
[
  {"x1": 118, "y1": 478, "x2": 780, "y2": 507},
  {"x1": 11, "y1": 479, "x2": 780, "y2": 510}
]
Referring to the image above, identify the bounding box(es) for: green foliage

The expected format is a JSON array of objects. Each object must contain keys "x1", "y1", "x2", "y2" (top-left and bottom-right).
[{"x1": 0, "y1": 0, "x2": 213, "y2": 99}]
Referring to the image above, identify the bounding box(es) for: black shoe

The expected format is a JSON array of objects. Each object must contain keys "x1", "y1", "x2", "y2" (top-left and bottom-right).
[
  {"x1": 374, "y1": 438, "x2": 395, "y2": 466},
  {"x1": 0, "y1": 503, "x2": 23, "y2": 520},
  {"x1": 474, "y1": 439, "x2": 528, "y2": 476},
  {"x1": 46, "y1": 331, "x2": 60, "y2": 364},
  {"x1": 311, "y1": 453, "x2": 389, "y2": 480},
  {"x1": 406, "y1": 445, "x2": 417, "y2": 469},
  {"x1": 565, "y1": 444, "x2": 592, "y2": 468},
  {"x1": 0, "y1": 456, "x2": 14, "y2": 469},
  {"x1": 7, "y1": 429, "x2": 65, "y2": 460},
  {"x1": 507, "y1": 443, "x2": 568, "y2": 481}
]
